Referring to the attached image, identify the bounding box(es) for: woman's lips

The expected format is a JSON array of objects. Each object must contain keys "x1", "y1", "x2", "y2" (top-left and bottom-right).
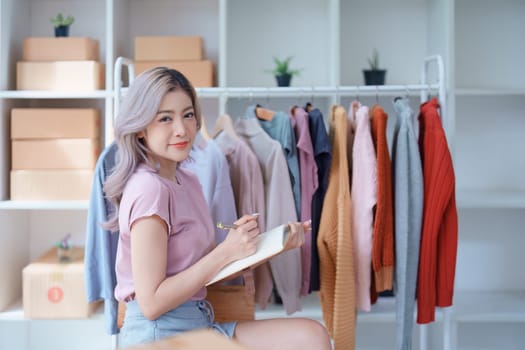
[{"x1": 171, "y1": 141, "x2": 188, "y2": 149}]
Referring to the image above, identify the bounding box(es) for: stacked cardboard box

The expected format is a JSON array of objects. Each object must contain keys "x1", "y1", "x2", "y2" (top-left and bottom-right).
[
  {"x1": 23, "y1": 247, "x2": 100, "y2": 319},
  {"x1": 134, "y1": 36, "x2": 214, "y2": 87},
  {"x1": 17, "y1": 37, "x2": 104, "y2": 91},
  {"x1": 10, "y1": 108, "x2": 100, "y2": 200}
]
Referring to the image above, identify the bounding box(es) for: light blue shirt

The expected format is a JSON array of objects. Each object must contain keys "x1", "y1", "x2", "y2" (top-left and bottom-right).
[
  {"x1": 252, "y1": 106, "x2": 301, "y2": 220},
  {"x1": 181, "y1": 139, "x2": 238, "y2": 243},
  {"x1": 84, "y1": 142, "x2": 120, "y2": 335}
]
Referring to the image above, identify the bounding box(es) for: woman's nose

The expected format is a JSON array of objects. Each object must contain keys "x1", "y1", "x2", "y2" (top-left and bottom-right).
[{"x1": 172, "y1": 119, "x2": 187, "y2": 136}]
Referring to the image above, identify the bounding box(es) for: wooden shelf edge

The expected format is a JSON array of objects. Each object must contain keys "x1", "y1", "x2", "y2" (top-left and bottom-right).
[
  {"x1": 0, "y1": 201, "x2": 89, "y2": 210},
  {"x1": 0, "y1": 90, "x2": 112, "y2": 99},
  {"x1": 0, "y1": 298, "x2": 104, "y2": 322}
]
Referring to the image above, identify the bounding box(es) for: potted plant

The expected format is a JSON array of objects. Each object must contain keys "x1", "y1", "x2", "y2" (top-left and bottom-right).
[
  {"x1": 267, "y1": 56, "x2": 302, "y2": 87},
  {"x1": 55, "y1": 233, "x2": 73, "y2": 262},
  {"x1": 363, "y1": 49, "x2": 387, "y2": 85},
  {"x1": 51, "y1": 13, "x2": 75, "y2": 37}
]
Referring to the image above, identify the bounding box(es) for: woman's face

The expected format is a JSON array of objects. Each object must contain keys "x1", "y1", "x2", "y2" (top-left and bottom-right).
[{"x1": 140, "y1": 90, "x2": 197, "y2": 173}]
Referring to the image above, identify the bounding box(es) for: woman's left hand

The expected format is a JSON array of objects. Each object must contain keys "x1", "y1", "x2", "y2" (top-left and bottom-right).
[{"x1": 284, "y1": 220, "x2": 311, "y2": 250}]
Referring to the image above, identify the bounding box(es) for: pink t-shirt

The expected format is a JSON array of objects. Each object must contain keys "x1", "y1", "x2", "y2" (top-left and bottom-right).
[{"x1": 114, "y1": 164, "x2": 215, "y2": 302}]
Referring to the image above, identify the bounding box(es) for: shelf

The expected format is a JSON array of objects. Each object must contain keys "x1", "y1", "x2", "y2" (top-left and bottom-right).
[
  {"x1": 255, "y1": 293, "x2": 323, "y2": 321},
  {"x1": 0, "y1": 298, "x2": 104, "y2": 322},
  {"x1": 256, "y1": 291, "x2": 525, "y2": 325},
  {"x1": 255, "y1": 293, "x2": 442, "y2": 323},
  {"x1": 455, "y1": 88, "x2": 525, "y2": 96},
  {"x1": 452, "y1": 291, "x2": 525, "y2": 323},
  {"x1": 0, "y1": 90, "x2": 113, "y2": 99},
  {"x1": 0, "y1": 299, "x2": 25, "y2": 321},
  {"x1": 0, "y1": 201, "x2": 89, "y2": 210},
  {"x1": 457, "y1": 189, "x2": 525, "y2": 209}
]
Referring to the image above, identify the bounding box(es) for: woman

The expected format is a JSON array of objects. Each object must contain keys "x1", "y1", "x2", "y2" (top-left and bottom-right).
[{"x1": 103, "y1": 67, "x2": 332, "y2": 350}]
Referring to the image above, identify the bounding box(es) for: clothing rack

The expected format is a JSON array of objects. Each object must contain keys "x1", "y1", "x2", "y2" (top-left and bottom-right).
[
  {"x1": 112, "y1": 55, "x2": 447, "y2": 139},
  {"x1": 110, "y1": 55, "x2": 449, "y2": 350}
]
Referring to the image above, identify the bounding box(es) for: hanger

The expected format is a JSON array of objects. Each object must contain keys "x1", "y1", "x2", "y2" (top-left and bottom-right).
[
  {"x1": 290, "y1": 105, "x2": 299, "y2": 117},
  {"x1": 242, "y1": 90, "x2": 255, "y2": 117},
  {"x1": 350, "y1": 100, "x2": 360, "y2": 122},
  {"x1": 303, "y1": 86, "x2": 315, "y2": 112},
  {"x1": 304, "y1": 102, "x2": 314, "y2": 113},
  {"x1": 255, "y1": 104, "x2": 275, "y2": 121},
  {"x1": 212, "y1": 113, "x2": 239, "y2": 141},
  {"x1": 199, "y1": 116, "x2": 211, "y2": 141}
]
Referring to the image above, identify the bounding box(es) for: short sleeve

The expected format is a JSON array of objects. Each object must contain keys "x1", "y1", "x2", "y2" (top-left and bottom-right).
[{"x1": 121, "y1": 173, "x2": 172, "y2": 235}]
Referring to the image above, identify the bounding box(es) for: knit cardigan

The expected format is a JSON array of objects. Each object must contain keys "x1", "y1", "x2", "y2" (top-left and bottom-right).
[
  {"x1": 370, "y1": 105, "x2": 395, "y2": 292},
  {"x1": 350, "y1": 102, "x2": 377, "y2": 312},
  {"x1": 416, "y1": 98, "x2": 458, "y2": 324},
  {"x1": 318, "y1": 105, "x2": 356, "y2": 350},
  {"x1": 392, "y1": 97, "x2": 424, "y2": 350}
]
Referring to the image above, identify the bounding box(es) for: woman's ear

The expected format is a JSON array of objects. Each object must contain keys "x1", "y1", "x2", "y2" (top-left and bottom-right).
[{"x1": 137, "y1": 131, "x2": 145, "y2": 139}]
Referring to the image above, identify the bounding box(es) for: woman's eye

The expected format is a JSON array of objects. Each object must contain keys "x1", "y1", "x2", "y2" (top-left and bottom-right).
[
  {"x1": 184, "y1": 112, "x2": 195, "y2": 119},
  {"x1": 159, "y1": 115, "x2": 172, "y2": 122}
]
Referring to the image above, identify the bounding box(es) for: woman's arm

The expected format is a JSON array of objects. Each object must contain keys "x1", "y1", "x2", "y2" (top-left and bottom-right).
[{"x1": 131, "y1": 214, "x2": 259, "y2": 320}]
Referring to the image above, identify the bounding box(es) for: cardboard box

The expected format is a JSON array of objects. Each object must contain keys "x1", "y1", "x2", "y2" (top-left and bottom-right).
[
  {"x1": 23, "y1": 247, "x2": 100, "y2": 319},
  {"x1": 12, "y1": 139, "x2": 100, "y2": 170},
  {"x1": 127, "y1": 329, "x2": 250, "y2": 350},
  {"x1": 206, "y1": 285, "x2": 254, "y2": 323},
  {"x1": 17, "y1": 61, "x2": 104, "y2": 91},
  {"x1": 117, "y1": 284, "x2": 254, "y2": 329},
  {"x1": 11, "y1": 108, "x2": 101, "y2": 139},
  {"x1": 11, "y1": 170, "x2": 93, "y2": 200},
  {"x1": 134, "y1": 60, "x2": 214, "y2": 87},
  {"x1": 23, "y1": 37, "x2": 99, "y2": 61},
  {"x1": 135, "y1": 36, "x2": 203, "y2": 61}
]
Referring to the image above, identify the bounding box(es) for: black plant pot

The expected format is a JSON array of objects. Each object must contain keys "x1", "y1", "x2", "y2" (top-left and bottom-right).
[
  {"x1": 54, "y1": 25, "x2": 70, "y2": 37},
  {"x1": 275, "y1": 74, "x2": 292, "y2": 87},
  {"x1": 363, "y1": 69, "x2": 386, "y2": 85}
]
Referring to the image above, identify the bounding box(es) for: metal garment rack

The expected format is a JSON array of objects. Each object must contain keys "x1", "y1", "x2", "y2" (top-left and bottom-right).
[
  {"x1": 110, "y1": 55, "x2": 449, "y2": 350},
  {"x1": 112, "y1": 55, "x2": 446, "y2": 133}
]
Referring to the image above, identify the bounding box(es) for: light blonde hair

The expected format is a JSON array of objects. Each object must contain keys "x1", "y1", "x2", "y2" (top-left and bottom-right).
[{"x1": 103, "y1": 67, "x2": 202, "y2": 232}]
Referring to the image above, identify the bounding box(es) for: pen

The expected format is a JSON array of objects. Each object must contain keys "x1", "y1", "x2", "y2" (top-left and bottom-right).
[
  {"x1": 216, "y1": 213, "x2": 260, "y2": 230},
  {"x1": 216, "y1": 222, "x2": 238, "y2": 230}
]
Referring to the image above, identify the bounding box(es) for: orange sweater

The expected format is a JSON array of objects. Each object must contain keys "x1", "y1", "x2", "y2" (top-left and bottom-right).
[
  {"x1": 318, "y1": 105, "x2": 356, "y2": 350},
  {"x1": 417, "y1": 98, "x2": 458, "y2": 324},
  {"x1": 370, "y1": 105, "x2": 395, "y2": 292}
]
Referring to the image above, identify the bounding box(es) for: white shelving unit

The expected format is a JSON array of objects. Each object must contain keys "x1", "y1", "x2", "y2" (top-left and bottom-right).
[
  {"x1": 0, "y1": 0, "x2": 523, "y2": 349},
  {"x1": 0, "y1": 201, "x2": 89, "y2": 210},
  {"x1": 451, "y1": 1, "x2": 525, "y2": 348}
]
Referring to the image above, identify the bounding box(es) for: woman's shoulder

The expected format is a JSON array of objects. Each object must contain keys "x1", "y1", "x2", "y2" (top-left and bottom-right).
[
  {"x1": 124, "y1": 164, "x2": 169, "y2": 197},
  {"x1": 177, "y1": 166, "x2": 202, "y2": 188}
]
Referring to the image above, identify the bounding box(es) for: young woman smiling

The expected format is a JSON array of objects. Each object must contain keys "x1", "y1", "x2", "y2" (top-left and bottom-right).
[{"x1": 103, "y1": 67, "x2": 331, "y2": 350}]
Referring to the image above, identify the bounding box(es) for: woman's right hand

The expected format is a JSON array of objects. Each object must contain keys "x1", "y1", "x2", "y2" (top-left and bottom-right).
[{"x1": 220, "y1": 214, "x2": 260, "y2": 262}]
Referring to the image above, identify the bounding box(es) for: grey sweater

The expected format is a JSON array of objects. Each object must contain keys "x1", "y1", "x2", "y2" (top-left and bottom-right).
[{"x1": 392, "y1": 98, "x2": 424, "y2": 350}]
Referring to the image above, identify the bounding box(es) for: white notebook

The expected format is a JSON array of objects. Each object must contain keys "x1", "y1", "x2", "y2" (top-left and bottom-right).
[{"x1": 206, "y1": 224, "x2": 290, "y2": 286}]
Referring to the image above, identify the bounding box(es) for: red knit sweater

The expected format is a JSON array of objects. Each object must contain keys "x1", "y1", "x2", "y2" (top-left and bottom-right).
[
  {"x1": 417, "y1": 98, "x2": 458, "y2": 324},
  {"x1": 370, "y1": 105, "x2": 395, "y2": 292}
]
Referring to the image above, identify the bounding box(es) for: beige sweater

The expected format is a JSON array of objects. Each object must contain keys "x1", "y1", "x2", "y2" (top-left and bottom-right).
[{"x1": 318, "y1": 105, "x2": 356, "y2": 350}]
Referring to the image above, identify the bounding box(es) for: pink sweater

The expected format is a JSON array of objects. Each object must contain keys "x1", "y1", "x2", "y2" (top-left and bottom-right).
[
  {"x1": 349, "y1": 102, "x2": 377, "y2": 311},
  {"x1": 291, "y1": 107, "x2": 319, "y2": 295}
]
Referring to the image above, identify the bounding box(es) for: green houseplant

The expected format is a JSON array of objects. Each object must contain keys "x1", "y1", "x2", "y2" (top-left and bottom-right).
[
  {"x1": 55, "y1": 233, "x2": 73, "y2": 262},
  {"x1": 268, "y1": 56, "x2": 302, "y2": 87},
  {"x1": 363, "y1": 49, "x2": 386, "y2": 85},
  {"x1": 51, "y1": 13, "x2": 75, "y2": 37}
]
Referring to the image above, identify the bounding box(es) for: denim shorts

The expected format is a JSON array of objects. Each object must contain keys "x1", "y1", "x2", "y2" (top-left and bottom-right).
[{"x1": 119, "y1": 299, "x2": 237, "y2": 348}]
